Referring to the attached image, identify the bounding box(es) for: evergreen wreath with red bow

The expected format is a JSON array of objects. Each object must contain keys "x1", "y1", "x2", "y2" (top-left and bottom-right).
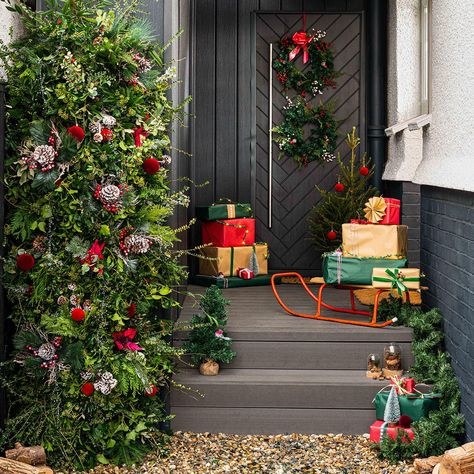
[{"x1": 272, "y1": 27, "x2": 338, "y2": 97}]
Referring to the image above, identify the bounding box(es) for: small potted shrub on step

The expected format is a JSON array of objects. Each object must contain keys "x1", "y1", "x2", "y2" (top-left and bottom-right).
[{"x1": 183, "y1": 286, "x2": 236, "y2": 375}]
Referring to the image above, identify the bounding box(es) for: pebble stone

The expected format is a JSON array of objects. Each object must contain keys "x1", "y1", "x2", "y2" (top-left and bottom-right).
[{"x1": 67, "y1": 432, "x2": 413, "y2": 474}]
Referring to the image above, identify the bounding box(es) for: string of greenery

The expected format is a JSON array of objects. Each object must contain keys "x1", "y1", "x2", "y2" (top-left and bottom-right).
[{"x1": 377, "y1": 298, "x2": 465, "y2": 462}]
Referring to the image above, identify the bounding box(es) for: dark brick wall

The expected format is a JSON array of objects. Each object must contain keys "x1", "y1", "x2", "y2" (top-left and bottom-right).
[
  {"x1": 421, "y1": 185, "x2": 474, "y2": 440},
  {"x1": 384, "y1": 181, "x2": 421, "y2": 267}
]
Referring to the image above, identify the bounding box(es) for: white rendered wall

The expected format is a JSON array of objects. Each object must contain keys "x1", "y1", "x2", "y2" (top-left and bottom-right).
[
  {"x1": 413, "y1": 0, "x2": 474, "y2": 191},
  {"x1": 0, "y1": 3, "x2": 23, "y2": 78},
  {"x1": 383, "y1": 0, "x2": 424, "y2": 182}
]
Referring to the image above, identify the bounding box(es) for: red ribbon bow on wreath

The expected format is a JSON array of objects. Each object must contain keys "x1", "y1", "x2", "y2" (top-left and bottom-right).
[{"x1": 289, "y1": 31, "x2": 314, "y2": 64}]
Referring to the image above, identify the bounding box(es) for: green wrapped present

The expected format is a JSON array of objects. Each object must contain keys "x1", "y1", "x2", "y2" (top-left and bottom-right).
[
  {"x1": 191, "y1": 274, "x2": 280, "y2": 288},
  {"x1": 196, "y1": 202, "x2": 253, "y2": 221},
  {"x1": 322, "y1": 253, "x2": 408, "y2": 285},
  {"x1": 374, "y1": 390, "x2": 440, "y2": 422}
]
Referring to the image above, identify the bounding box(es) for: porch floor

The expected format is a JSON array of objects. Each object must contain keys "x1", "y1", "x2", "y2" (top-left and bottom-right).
[{"x1": 172, "y1": 284, "x2": 413, "y2": 435}]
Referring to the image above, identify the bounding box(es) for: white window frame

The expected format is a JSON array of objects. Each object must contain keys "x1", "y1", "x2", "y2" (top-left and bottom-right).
[{"x1": 385, "y1": 0, "x2": 432, "y2": 136}]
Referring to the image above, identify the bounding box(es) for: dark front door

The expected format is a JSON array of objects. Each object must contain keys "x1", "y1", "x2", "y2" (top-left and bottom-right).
[{"x1": 255, "y1": 13, "x2": 366, "y2": 275}]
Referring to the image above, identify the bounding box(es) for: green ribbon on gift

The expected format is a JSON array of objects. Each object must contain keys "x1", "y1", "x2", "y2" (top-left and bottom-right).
[{"x1": 373, "y1": 268, "x2": 420, "y2": 296}]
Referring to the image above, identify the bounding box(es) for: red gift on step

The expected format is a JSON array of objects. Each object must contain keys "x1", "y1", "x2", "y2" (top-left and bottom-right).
[
  {"x1": 369, "y1": 420, "x2": 414, "y2": 443},
  {"x1": 201, "y1": 218, "x2": 255, "y2": 247},
  {"x1": 237, "y1": 268, "x2": 254, "y2": 280},
  {"x1": 378, "y1": 198, "x2": 401, "y2": 225}
]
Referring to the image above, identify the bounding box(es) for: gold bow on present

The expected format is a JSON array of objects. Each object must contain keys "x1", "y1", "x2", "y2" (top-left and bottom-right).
[{"x1": 364, "y1": 196, "x2": 387, "y2": 223}]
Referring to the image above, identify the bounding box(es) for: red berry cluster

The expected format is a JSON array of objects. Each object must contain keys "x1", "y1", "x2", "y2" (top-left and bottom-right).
[{"x1": 119, "y1": 226, "x2": 134, "y2": 254}]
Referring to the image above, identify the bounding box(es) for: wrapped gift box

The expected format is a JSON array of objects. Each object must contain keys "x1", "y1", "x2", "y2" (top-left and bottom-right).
[
  {"x1": 191, "y1": 274, "x2": 280, "y2": 289},
  {"x1": 199, "y1": 244, "x2": 268, "y2": 277},
  {"x1": 372, "y1": 268, "x2": 421, "y2": 293},
  {"x1": 202, "y1": 218, "x2": 255, "y2": 247},
  {"x1": 379, "y1": 198, "x2": 400, "y2": 225},
  {"x1": 196, "y1": 203, "x2": 252, "y2": 221},
  {"x1": 374, "y1": 390, "x2": 440, "y2": 422},
  {"x1": 322, "y1": 253, "x2": 408, "y2": 285},
  {"x1": 342, "y1": 224, "x2": 408, "y2": 259},
  {"x1": 369, "y1": 420, "x2": 414, "y2": 444}
]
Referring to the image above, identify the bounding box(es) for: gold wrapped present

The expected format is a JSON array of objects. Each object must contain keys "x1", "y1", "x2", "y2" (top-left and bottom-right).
[
  {"x1": 199, "y1": 244, "x2": 268, "y2": 277},
  {"x1": 342, "y1": 224, "x2": 407, "y2": 259},
  {"x1": 372, "y1": 268, "x2": 421, "y2": 294}
]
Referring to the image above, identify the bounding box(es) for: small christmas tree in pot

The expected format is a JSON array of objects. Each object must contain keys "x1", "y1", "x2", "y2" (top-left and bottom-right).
[{"x1": 183, "y1": 286, "x2": 236, "y2": 376}]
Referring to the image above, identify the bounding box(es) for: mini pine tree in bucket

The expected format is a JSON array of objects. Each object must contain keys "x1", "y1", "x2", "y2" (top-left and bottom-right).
[
  {"x1": 308, "y1": 127, "x2": 379, "y2": 252},
  {"x1": 183, "y1": 286, "x2": 236, "y2": 376}
]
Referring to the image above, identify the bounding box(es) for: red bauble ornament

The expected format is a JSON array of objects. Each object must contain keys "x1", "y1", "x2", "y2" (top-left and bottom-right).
[
  {"x1": 399, "y1": 415, "x2": 412, "y2": 428},
  {"x1": 81, "y1": 383, "x2": 95, "y2": 396},
  {"x1": 71, "y1": 308, "x2": 85, "y2": 322},
  {"x1": 359, "y1": 166, "x2": 369, "y2": 176},
  {"x1": 16, "y1": 253, "x2": 35, "y2": 272},
  {"x1": 128, "y1": 303, "x2": 136, "y2": 318},
  {"x1": 327, "y1": 230, "x2": 337, "y2": 241},
  {"x1": 334, "y1": 183, "x2": 345, "y2": 193},
  {"x1": 101, "y1": 128, "x2": 113, "y2": 142},
  {"x1": 145, "y1": 384, "x2": 158, "y2": 397},
  {"x1": 67, "y1": 125, "x2": 85, "y2": 142},
  {"x1": 142, "y1": 158, "x2": 160, "y2": 175}
]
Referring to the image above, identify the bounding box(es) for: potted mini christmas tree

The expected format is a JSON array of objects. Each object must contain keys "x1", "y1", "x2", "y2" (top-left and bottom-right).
[
  {"x1": 308, "y1": 127, "x2": 378, "y2": 251},
  {"x1": 183, "y1": 286, "x2": 236, "y2": 375}
]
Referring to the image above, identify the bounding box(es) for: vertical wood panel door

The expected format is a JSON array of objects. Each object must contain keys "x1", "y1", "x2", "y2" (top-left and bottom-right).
[{"x1": 255, "y1": 13, "x2": 365, "y2": 275}]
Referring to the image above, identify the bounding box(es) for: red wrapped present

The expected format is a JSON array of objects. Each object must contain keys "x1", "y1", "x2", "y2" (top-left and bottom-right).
[
  {"x1": 378, "y1": 198, "x2": 400, "y2": 225},
  {"x1": 369, "y1": 420, "x2": 414, "y2": 443},
  {"x1": 202, "y1": 218, "x2": 255, "y2": 247},
  {"x1": 237, "y1": 268, "x2": 254, "y2": 279}
]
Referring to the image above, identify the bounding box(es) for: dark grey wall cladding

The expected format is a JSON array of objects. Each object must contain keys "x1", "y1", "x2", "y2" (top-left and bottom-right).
[{"x1": 420, "y1": 185, "x2": 474, "y2": 440}]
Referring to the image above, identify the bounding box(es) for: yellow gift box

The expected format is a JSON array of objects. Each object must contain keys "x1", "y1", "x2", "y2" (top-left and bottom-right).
[
  {"x1": 342, "y1": 224, "x2": 408, "y2": 259},
  {"x1": 199, "y1": 244, "x2": 268, "y2": 277},
  {"x1": 372, "y1": 268, "x2": 421, "y2": 293}
]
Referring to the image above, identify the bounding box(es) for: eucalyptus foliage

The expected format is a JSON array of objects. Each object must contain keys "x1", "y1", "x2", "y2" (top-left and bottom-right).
[{"x1": 0, "y1": 0, "x2": 190, "y2": 468}]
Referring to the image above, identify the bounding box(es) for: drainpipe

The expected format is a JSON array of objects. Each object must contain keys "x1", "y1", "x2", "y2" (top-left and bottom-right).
[
  {"x1": 0, "y1": 81, "x2": 6, "y2": 427},
  {"x1": 366, "y1": 0, "x2": 387, "y2": 191}
]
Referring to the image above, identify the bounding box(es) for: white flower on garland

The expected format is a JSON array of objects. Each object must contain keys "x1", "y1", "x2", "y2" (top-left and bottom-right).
[{"x1": 94, "y1": 371, "x2": 118, "y2": 395}]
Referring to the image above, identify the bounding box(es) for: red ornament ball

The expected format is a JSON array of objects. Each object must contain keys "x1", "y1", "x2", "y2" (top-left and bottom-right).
[
  {"x1": 81, "y1": 383, "x2": 95, "y2": 396},
  {"x1": 101, "y1": 128, "x2": 113, "y2": 142},
  {"x1": 67, "y1": 125, "x2": 85, "y2": 143},
  {"x1": 71, "y1": 308, "x2": 85, "y2": 322},
  {"x1": 128, "y1": 303, "x2": 137, "y2": 318},
  {"x1": 359, "y1": 166, "x2": 369, "y2": 176},
  {"x1": 16, "y1": 253, "x2": 35, "y2": 272},
  {"x1": 145, "y1": 384, "x2": 158, "y2": 397},
  {"x1": 399, "y1": 415, "x2": 412, "y2": 428},
  {"x1": 327, "y1": 230, "x2": 337, "y2": 241},
  {"x1": 142, "y1": 158, "x2": 161, "y2": 175},
  {"x1": 334, "y1": 183, "x2": 345, "y2": 193}
]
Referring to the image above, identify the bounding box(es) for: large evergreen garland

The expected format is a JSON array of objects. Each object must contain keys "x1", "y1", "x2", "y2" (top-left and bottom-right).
[
  {"x1": 377, "y1": 298, "x2": 465, "y2": 462},
  {"x1": 0, "y1": 0, "x2": 190, "y2": 468}
]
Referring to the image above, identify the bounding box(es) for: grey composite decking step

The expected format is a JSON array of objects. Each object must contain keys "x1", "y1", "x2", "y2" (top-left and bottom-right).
[
  {"x1": 177, "y1": 285, "x2": 414, "y2": 343},
  {"x1": 171, "y1": 407, "x2": 376, "y2": 435},
  {"x1": 172, "y1": 369, "x2": 386, "y2": 409},
  {"x1": 176, "y1": 340, "x2": 414, "y2": 370}
]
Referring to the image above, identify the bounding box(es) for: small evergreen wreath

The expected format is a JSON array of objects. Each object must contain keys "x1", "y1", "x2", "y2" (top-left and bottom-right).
[
  {"x1": 272, "y1": 96, "x2": 338, "y2": 167},
  {"x1": 273, "y1": 30, "x2": 338, "y2": 97}
]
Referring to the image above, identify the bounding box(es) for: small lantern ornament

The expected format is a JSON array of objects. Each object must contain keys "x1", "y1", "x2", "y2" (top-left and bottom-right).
[
  {"x1": 366, "y1": 353, "x2": 383, "y2": 379},
  {"x1": 383, "y1": 342, "x2": 403, "y2": 379}
]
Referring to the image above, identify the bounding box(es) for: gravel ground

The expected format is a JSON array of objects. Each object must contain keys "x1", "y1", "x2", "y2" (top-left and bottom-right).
[{"x1": 83, "y1": 432, "x2": 413, "y2": 474}]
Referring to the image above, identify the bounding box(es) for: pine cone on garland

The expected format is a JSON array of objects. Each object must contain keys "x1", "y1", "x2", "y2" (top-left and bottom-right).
[
  {"x1": 123, "y1": 235, "x2": 151, "y2": 255},
  {"x1": 37, "y1": 343, "x2": 56, "y2": 361},
  {"x1": 31, "y1": 145, "x2": 56, "y2": 172},
  {"x1": 32, "y1": 235, "x2": 47, "y2": 253},
  {"x1": 101, "y1": 113, "x2": 116, "y2": 128},
  {"x1": 94, "y1": 371, "x2": 118, "y2": 395},
  {"x1": 99, "y1": 184, "x2": 121, "y2": 203}
]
